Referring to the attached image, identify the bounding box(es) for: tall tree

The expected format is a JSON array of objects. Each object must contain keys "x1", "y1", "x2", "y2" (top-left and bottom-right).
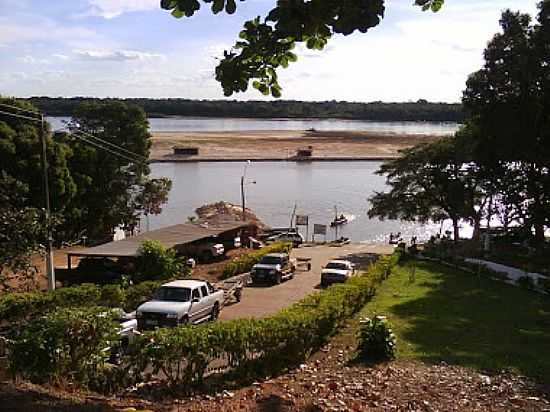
[
  {"x1": 368, "y1": 137, "x2": 480, "y2": 242},
  {"x1": 463, "y1": 1, "x2": 550, "y2": 242},
  {"x1": 62, "y1": 101, "x2": 160, "y2": 242},
  {"x1": 160, "y1": 0, "x2": 445, "y2": 96}
]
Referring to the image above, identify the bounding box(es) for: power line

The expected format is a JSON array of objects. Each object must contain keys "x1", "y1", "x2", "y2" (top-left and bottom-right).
[
  {"x1": 69, "y1": 132, "x2": 145, "y2": 164},
  {"x1": 0, "y1": 102, "x2": 42, "y2": 117},
  {"x1": 70, "y1": 128, "x2": 148, "y2": 161},
  {"x1": 0, "y1": 109, "x2": 42, "y2": 123}
]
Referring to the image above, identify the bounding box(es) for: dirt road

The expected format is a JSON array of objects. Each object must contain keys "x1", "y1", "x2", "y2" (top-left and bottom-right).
[{"x1": 219, "y1": 243, "x2": 393, "y2": 321}]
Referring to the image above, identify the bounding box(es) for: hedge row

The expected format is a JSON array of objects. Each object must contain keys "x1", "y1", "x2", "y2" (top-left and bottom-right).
[
  {"x1": 221, "y1": 241, "x2": 292, "y2": 279},
  {"x1": 0, "y1": 280, "x2": 163, "y2": 324},
  {"x1": 127, "y1": 253, "x2": 399, "y2": 390},
  {"x1": 9, "y1": 253, "x2": 399, "y2": 392}
]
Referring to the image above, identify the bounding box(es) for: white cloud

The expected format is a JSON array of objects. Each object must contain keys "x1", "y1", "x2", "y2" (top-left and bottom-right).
[
  {"x1": 53, "y1": 54, "x2": 70, "y2": 60},
  {"x1": 0, "y1": 18, "x2": 96, "y2": 45},
  {"x1": 74, "y1": 49, "x2": 165, "y2": 61},
  {"x1": 18, "y1": 55, "x2": 50, "y2": 64},
  {"x1": 85, "y1": 0, "x2": 158, "y2": 19}
]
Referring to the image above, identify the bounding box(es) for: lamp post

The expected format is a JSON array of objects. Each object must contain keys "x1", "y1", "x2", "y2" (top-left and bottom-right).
[{"x1": 240, "y1": 160, "x2": 255, "y2": 221}]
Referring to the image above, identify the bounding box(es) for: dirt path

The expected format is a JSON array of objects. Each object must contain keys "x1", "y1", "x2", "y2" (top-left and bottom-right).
[{"x1": 220, "y1": 243, "x2": 393, "y2": 321}]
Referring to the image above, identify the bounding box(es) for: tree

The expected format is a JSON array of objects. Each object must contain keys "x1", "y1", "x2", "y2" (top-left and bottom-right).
[
  {"x1": 134, "y1": 240, "x2": 186, "y2": 283},
  {"x1": 368, "y1": 135, "x2": 489, "y2": 243},
  {"x1": 160, "y1": 0, "x2": 445, "y2": 96},
  {"x1": 0, "y1": 98, "x2": 76, "y2": 217},
  {"x1": 0, "y1": 174, "x2": 49, "y2": 290},
  {"x1": 0, "y1": 98, "x2": 73, "y2": 289},
  {"x1": 462, "y1": 2, "x2": 550, "y2": 243},
  {"x1": 61, "y1": 101, "x2": 170, "y2": 242}
]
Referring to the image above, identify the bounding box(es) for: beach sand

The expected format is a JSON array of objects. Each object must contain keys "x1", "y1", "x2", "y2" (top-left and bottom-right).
[{"x1": 150, "y1": 129, "x2": 443, "y2": 162}]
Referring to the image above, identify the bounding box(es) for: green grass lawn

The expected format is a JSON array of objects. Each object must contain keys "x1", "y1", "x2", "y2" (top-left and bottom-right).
[{"x1": 361, "y1": 260, "x2": 550, "y2": 382}]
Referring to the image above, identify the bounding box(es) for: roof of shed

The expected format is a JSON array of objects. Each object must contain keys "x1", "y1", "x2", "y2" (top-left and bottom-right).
[{"x1": 67, "y1": 220, "x2": 251, "y2": 258}]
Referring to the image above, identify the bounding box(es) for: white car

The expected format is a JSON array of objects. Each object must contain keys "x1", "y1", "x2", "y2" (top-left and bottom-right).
[
  {"x1": 321, "y1": 260, "x2": 355, "y2": 287},
  {"x1": 136, "y1": 279, "x2": 224, "y2": 330}
]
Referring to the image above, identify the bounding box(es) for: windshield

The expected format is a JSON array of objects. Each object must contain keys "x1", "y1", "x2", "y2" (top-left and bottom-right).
[
  {"x1": 326, "y1": 262, "x2": 348, "y2": 270},
  {"x1": 153, "y1": 287, "x2": 191, "y2": 302},
  {"x1": 260, "y1": 256, "x2": 283, "y2": 265}
]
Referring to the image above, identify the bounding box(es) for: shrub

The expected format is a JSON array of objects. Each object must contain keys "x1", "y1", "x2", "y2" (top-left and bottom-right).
[
  {"x1": 356, "y1": 315, "x2": 396, "y2": 362},
  {"x1": 221, "y1": 241, "x2": 292, "y2": 279},
  {"x1": 8, "y1": 307, "x2": 119, "y2": 388},
  {"x1": 123, "y1": 280, "x2": 163, "y2": 312},
  {"x1": 10, "y1": 253, "x2": 399, "y2": 391},
  {"x1": 0, "y1": 280, "x2": 163, "y2": 324},
  {"x1": 134, "y1": 240, "x2": 187, "y2": 283},
  {"x1": 126, "y1": 253, "x2": 398, "y2": 390}
]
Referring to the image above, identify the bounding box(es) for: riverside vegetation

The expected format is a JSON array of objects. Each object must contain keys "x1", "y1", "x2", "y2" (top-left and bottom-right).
[
  {"x1": 6, "y1": 253, "x2": 399, "y2": 393},
  {"x1": 0, "y1": 241, "x2": 291, "y2": 324}
]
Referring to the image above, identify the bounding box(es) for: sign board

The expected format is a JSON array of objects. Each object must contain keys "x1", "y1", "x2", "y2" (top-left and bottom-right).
[
  {"x1": 295, "y1": 215, "x2": 309, "y2": 226},
  {"x1": 313, "y1": 224, "x2": 327, "y2": 235}
]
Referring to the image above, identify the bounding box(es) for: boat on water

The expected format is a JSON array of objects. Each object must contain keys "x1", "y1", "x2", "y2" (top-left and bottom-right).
[{"x1": 330, "y1": 206, "x2": 348, "y2": 227}]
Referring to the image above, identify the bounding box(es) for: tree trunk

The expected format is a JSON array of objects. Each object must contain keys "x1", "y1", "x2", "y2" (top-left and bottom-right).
[
  {"x1": 534, "y1": 222, "x2": 545, "y2": 244},
  {"x1": 452, "y1": 217, "x2": 460, "y2": 244},
  {"x1": 472, "y1": 217, "x2": 481, "y2": 241}
]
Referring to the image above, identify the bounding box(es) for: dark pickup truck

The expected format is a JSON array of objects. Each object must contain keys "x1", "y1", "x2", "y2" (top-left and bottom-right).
[{"x1": 250, "y1": 253, "x2": 296, "y2": 284}]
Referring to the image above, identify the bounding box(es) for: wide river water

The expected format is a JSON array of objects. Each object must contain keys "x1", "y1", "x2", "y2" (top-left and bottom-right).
[
  {"x1": 147, "y1": 161, "x2": 460, "y2": 243},
  {"x1": 48, "y1": 116, "x2": 462, "y2": 242},
  {"x1": 47, "y1": 116, "x2": 458, "y2": 135}
]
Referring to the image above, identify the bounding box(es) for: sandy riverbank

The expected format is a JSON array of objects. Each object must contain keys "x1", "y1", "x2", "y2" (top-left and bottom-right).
[{"x1": 150, "y1": 129, "x2": 442, "y2": 162}]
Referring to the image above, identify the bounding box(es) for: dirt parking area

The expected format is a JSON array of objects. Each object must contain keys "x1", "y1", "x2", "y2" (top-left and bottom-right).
[{"x1": 220, "y1": 243, "x2": 394, "y2": 321}]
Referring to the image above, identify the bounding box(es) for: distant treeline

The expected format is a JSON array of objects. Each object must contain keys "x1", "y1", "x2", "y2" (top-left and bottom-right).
[{"x1": 28, "y1": 97, "x2": 464, "y2": 122}]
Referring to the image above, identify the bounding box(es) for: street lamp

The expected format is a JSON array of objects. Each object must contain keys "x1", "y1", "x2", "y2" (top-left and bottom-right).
[{"x1": 240, "y1": 160, "x2": 256, "y2": 221}]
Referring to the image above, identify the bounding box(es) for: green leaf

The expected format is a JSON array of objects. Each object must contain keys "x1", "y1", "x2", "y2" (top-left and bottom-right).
[
  {"x1": 212, "y1": 0, "x2": 224, "y2": 14},
  {"x1": 171, "y1": 8, "x2": 184, "y2": 18},
  {"x1": 225, "y1": 0, "x2": 236, "y2": 14},
  {"x1": 271, "y1": 86, "x2": 282, "y2": 98}
]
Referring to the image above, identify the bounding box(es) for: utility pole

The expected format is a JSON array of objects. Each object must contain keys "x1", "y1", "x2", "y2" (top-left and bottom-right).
[
  {"x1": 40, "y1": 115, "x2": 55, "y2": 290},
  {"x1": 241, "y1": 174, "x2": 246, "y2": 221}
]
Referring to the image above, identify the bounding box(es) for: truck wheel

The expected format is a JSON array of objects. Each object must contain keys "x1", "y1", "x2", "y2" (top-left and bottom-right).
[
  {"x1": 210, "y1": 303, "x2": 219, "y2": 321},
  {"x1": 275, "y1": 273, "x2": 282, "y2": 285},
  {"x1": 179, "y1": 315, "x2": 189, "y2": 325},
  {"x1": 235, "y1": 288, "x2": 242, "y2": 302}
]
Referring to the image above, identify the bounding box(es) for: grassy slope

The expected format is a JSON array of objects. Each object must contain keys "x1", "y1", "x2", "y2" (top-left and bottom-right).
[{"x1": 361, "y1": 260, "x2": 550, "y2": 382}]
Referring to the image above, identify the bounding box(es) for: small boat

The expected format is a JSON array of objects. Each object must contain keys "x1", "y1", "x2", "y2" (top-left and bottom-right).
[{"x1": 330, "y1": 206, "x2": 348, "y2": 227}]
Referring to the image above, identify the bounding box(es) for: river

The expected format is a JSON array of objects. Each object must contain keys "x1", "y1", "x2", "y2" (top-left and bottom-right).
[
  {"x1": 147, "y1": 161, "x2": 457, "y2": 243},
  {"x1": 47, "y1": 116, "x2": 459, "y2": 135},
  {"x1": 47, "y1": 116, "x2": 462, "y2": 243}
]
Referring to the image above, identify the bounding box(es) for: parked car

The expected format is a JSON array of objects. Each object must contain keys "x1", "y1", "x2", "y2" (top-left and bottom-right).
[
  {"x1": 251, "y1": 253, "x2": 296, "y2": 284},
  {"x1": 320, "y1": 260, "x2": 355, "y2": 287},
  {"x1": 136, "y1": 279, "x2": 224, "y2": 330},
  {"x1": 267, "y1": 232, "x2": 304, "y2": 246}
]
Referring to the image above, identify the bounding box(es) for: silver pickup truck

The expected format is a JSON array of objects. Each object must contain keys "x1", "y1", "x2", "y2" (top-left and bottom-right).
[{"x1": 136, "y1": 279, "x2": 224, "y2": 330}]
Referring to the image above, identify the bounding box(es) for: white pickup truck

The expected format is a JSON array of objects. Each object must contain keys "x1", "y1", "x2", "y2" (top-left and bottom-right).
[{"x1": 136, "y1": 279, "x2": 224, "y2": 330}]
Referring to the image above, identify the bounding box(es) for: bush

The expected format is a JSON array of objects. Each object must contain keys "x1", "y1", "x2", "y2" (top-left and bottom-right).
[
  {"x1": 0, "y1": 280, "x2": 163, "y2": 324},
  {"x1": 123, "y1": 280, "x2": 163, "y2": 312},
  {"x1": 126, "y1": 253, "x2": 398, "y2": 390},
  {"x1": 221, "y1": 241, "x2": 292, "y2": 279},
  {"x1": 8, "y1": 307, "x2": 119, "y2": 388},
  {"x1": 134, "y1": 240, "x2": 187, "y2": 283},
  {"x1": 356, "y1": 315, "x2": 396, "y2": 362}
]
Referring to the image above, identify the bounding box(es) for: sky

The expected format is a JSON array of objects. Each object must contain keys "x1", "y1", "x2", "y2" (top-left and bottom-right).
[{"x1": 0, "y1": 0, "x2": 539, "y2": 103}]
